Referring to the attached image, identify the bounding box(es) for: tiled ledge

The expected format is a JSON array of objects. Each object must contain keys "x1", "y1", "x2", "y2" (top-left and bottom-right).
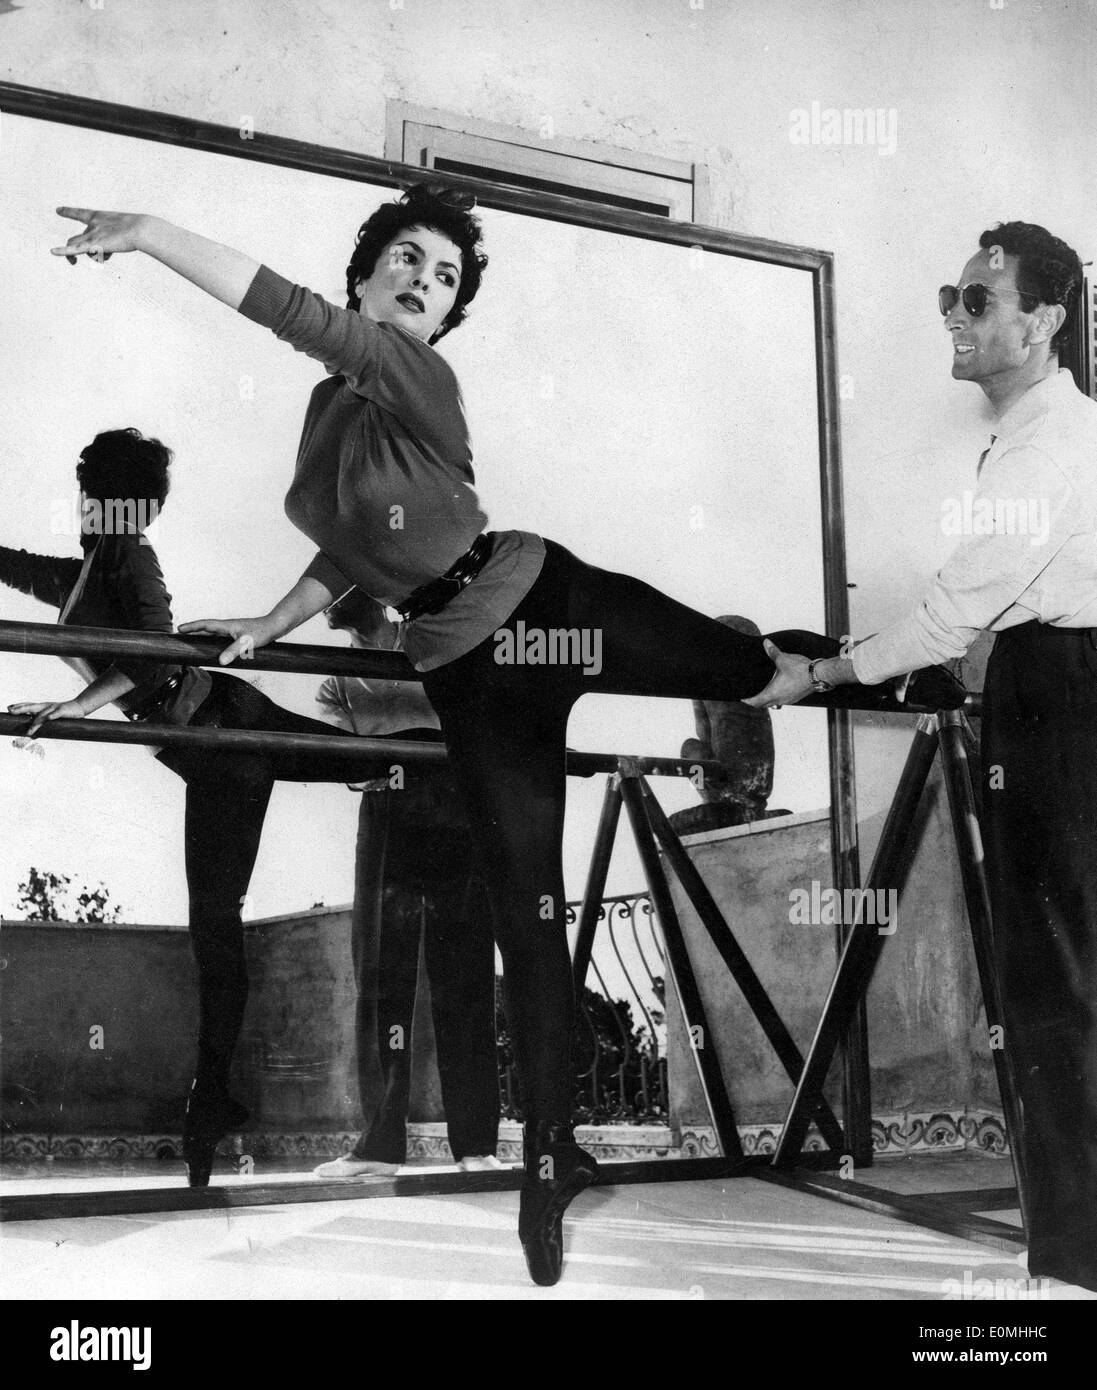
[{"x1": 1, "y1": 1110, "x2": 1009, "y2": 1164}]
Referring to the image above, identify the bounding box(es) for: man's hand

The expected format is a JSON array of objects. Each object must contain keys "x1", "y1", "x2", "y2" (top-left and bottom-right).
[
  {"x1": 8, "y1": 699, "x2": 87, "y2": 738},
  {"x1": 52, "y1": 208, "x2": 148, "y2": 263},
  {"x1": 178, "y1": 616, "x2": 278, "y2": 666},
  {"x1": 742, "y1": 640, "x2": 815, "y2": 710}
]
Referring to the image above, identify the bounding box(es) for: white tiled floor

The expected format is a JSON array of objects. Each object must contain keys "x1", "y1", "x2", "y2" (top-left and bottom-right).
[{"x1": 3, "y1": 1167, "x2": 1095, "y2": 1301}]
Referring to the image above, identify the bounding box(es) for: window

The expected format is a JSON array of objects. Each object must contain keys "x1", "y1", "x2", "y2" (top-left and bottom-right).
[{"x1": 384, "y1": 102, "x2": 707, "y2": 222}]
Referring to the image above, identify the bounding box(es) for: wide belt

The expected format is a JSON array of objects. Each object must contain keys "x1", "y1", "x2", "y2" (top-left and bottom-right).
[
  {"x1": 128, "y1": 670, "x2": 183, "y2": 722},
  {"x1": 395, "y1": 534, "x2": 494, "y2": 623}
]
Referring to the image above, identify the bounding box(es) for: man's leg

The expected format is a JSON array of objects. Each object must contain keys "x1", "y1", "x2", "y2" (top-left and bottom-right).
[
  {"x1": 351, "y1": 877, "x2": 421, "y2": 1165},
  {"x1": 424, "y1": 862, "x2": 501, "y2": 1163},
  {"x1": 982, "y1": 627, "x2": 1097, "y2": 1291},
  {"x1": 315, "y1": 793, "x2": 420, "y2": 1175}
]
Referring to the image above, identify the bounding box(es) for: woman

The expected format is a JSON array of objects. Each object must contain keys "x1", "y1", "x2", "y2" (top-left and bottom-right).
[
  {"x1": 2, "y1": 428, "x2": 394, "y2": 1188},
  {"x1": 50, "y1": 186, "x2": 951, "y2": 1284}
]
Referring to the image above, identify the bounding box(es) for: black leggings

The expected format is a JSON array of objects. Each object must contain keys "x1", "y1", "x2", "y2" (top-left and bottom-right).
[
  {"x1": 154, "y1": 670, "x2": 396, "y2": 1097},
  {"x1": 422, "y1": 538, "x2": 840, "y2": 1126}
]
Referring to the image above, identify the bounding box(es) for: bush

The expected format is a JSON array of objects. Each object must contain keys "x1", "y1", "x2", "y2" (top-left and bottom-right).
[{"x1": 12, "y1": 867, "x2": 125, "y2": 924}]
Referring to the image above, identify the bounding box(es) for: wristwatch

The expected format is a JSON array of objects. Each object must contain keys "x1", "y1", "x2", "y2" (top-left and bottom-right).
[{"x1": 807, "y1": 658, "x2": 835, "y2": 693}]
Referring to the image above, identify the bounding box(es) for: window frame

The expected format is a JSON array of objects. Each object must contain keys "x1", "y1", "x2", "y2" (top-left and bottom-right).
[{"x1": 385, "y1": 100, "x2": 707, "y2": 221}]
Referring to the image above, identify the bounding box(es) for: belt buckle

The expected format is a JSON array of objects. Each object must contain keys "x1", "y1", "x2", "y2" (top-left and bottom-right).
[{"x1": 423, "y1": 575, "x2": 462, "y2": 616}]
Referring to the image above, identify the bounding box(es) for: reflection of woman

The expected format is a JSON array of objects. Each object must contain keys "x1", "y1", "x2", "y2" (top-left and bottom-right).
[
  {"x1": 51, "y1": 186, "x2": 933, "y2": 1284},
  {"x1": 2, "y1": 428, "x2": 389, "y2": 1187}
]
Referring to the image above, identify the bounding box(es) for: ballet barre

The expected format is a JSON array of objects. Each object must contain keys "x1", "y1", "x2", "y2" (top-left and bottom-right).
[
  {"x1": 0, "y1": 619, "x2": 979, "y2": 713},
  {"x1": 0, "y1": 618, "x2": 1019, "y2": 1250}
]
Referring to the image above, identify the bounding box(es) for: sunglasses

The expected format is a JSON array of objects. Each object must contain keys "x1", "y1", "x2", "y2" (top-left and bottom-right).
[
  {"x1": 324, "y1": 585, "x2": 392, "y2": 635},
  {"x1": 938, "y1": 283, "x2": 1041, "y2": 318},
  {"x1": 323, "y1": 586, "x2": 358, "y2": 621}
]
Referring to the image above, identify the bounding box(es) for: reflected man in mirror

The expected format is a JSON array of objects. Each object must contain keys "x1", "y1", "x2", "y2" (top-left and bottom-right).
[
  {"x1": 674, "y1": 615, "x2": 786, "y2": 835},
  {"x1": 312, "y1": 588, "x2": 503, "y2": 1179}
]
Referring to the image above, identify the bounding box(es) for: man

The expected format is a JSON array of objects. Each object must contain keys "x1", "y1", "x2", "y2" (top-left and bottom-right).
[
  {"x1": 750, "y1": 223, "x2": 1096, "y2": 1291},
  {"x1": 311, "y1": 588, "x2": 503, "y2": 1176}
]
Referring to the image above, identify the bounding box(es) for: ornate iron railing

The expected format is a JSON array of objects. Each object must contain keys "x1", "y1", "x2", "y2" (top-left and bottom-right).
[{"x1": 496, "y1": 892, "x2": 668, "y2": 1126}]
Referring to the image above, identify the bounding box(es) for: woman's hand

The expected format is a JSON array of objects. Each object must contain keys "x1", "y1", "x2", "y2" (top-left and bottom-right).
[
  {"x1": 177, "y1": 616, "x2": 278, "y2": 665},
  {"x1": 8, "y1": 699, "x2": 87, "y2": 738},
  {"x1": 52, "y1": 212, "x2": 259, "y2": 309},
  {"x1": 741, "y1": 640, "x2": 815, "y2": 710},
  {"x1": 51, "y1": 208, "x2": 149, "y2": 263}
]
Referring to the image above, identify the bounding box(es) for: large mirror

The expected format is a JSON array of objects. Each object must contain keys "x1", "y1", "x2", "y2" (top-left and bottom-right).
[{"x1": 0, "y1": 98, "x2": 845, "y2": 1202}]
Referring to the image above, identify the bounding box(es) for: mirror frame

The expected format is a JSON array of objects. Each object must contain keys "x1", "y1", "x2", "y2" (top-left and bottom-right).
[{"x1": 0, "y1": 78, "x2": 866, "y2": 1205}]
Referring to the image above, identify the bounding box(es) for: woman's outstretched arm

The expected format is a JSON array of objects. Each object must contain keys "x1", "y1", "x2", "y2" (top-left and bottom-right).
[
  {"x1": 0, "y1": 544, "x2": 83, "y2": 608},
  {"x1": 51, "y1": 211, "x2": 461, "y2": 449},
  {"x1": 179, "y1": 571, "x2": 336, "y2": 665},
  {"x1": 9, "y1": 667, "x2": 138, "y2": 739},
  {"x1": 53, "y1": 209, "x2": 260, "y2": 311}
]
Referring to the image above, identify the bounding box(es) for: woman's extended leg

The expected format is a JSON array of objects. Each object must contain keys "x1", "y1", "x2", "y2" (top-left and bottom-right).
[
  {"x1": 421, "y1": 539, "x2": 844, "y2": 1281},
  {"x1": 197, "y1": 671, "x2": 397, "y2": 783},
  {"x1": 179, "y1": 754, "x2": 274, "y2": 1100},
  {"x1": 423, "y1": 615, "x2": 592, "y2": 1286},
  {"x1": 423, "y1": 659, "x2": 575, "y2": 1129},
  {"x1": 553, "y1": 540, "x2": 834, "y2": 700},
  {"x1": 156, "y1": 725, "x2": 277, "y2": 1185}
]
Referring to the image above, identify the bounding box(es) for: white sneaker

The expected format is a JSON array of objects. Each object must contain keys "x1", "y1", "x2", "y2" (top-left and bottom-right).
[
  {"x1": 312, "y1": 1155, "x2": 400, "y2": 1179},
  {"x1": 458, "y1": 1154, "x2": 506, "y2": 1172}
]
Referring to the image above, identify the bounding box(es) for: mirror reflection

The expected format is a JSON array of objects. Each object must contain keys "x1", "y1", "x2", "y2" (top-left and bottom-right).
[{"x1": 0, "y1": 111, "x2": 835, "y2": 1202}]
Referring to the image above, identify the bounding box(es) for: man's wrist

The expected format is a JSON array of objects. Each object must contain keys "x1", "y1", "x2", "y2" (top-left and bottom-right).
[{"x1": 817, "y1": 656, "x2": 857, "y2": 686}]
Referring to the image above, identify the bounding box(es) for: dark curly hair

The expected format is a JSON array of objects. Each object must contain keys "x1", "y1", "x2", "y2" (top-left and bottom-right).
[
  {"x1": 978, "y1": 222, "x2": 1083, "y2": 352},
  {"x1": 76, "y1": 427, "x2": 172, "y2": 512},
  {"x1": 345, "y1": 181, "x2": 488, "y2": 343}
]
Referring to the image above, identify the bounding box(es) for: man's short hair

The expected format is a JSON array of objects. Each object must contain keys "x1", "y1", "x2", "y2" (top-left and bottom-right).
[{"x1": 978, "y1": 222, "x2": 1083, "y2": 352}]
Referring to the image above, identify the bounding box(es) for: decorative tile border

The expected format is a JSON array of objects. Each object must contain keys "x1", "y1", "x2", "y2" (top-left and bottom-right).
[
  {"x1": 693, "y1": 1110, "x2": 1010, "y2": 1159},
  {"x1": 0, "y1": 1110, "x2": 1010, "y2": 1165},
  {"x1": 874, "y1": 1109, "x2": 1009, "y2": 1157},
  {"x1": 1, "y1": 1132, "x2": 186, "y2": 1162}
]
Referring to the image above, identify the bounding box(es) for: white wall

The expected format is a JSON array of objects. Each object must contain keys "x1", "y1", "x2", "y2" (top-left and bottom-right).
[{"x1": 1, "y1": 0, "x2": 1093, "y2": 913}]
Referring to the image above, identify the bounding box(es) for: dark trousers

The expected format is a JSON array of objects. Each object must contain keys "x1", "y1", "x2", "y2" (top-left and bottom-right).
[
  {"x1": 154, "y1": 670, "x2": 395, "y2": 1098},
  {"x1": 422, "y1": 538, "x2": 842, "y2": 1127},
  {"x1": 982, "y1": 622, "x2": 1097, "y2": 1288},
  {"x1": 350, "y1": 793, "x2": 499, "y2": 1163}
]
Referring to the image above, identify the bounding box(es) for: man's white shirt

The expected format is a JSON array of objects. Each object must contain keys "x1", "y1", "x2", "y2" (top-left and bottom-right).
[{"x1": 853, "y1": 370, "x2": 1097, "y2": 684}]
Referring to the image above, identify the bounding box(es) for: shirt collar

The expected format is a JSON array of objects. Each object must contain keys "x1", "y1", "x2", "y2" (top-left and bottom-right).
[{"x1": 995, "y1": 368, "x2": 1078, "y2": 441}]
